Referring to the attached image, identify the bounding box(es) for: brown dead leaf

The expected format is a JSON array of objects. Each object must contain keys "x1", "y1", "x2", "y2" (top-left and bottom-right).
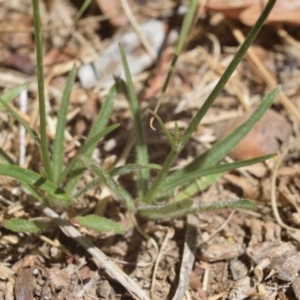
[
  {"x1": 205, "y1": 0, "x2": 300, "y2": 25},
  {"x1": 0, "y1": 12, "x2": 34, "y2": 74},
  {"x1": 223, "y1": 173, "x2": 260, "y2": 199},
  {"x1": 216, "y1": 109, "x2": 292, "y2": 160}
]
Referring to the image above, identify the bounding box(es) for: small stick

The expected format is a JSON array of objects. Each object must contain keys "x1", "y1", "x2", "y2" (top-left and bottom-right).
[{"x1": 150, "y1": 227, "x2": 174, "y2": 299}]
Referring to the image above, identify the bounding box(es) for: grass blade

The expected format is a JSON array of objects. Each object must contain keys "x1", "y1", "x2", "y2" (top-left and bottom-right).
[
  {"x1": 151, "y1": 87, "x2": 279, "y2": 202},
  {"x1": 0, "y1": 164, "x2": 75, "y2": 204},
  {"x1": 75, "y1": 0, "x2": 92, "y2": 21},
  {"x1": 180, "y1": 0, "x2": 277, "y2": 146},
  {"x1": 65, "y1": 85, "x2": 116, "y2": 193},
  {"x1": 175, "y1": 88, "x2": 279, "y2": 175},
  {"x1": 118, "y1": 48, "x2": 149, "y2": 198},
  {"x1": 32, "y1": 0, "x2": 53, "y2": 180},
  {"x1": 88, "y1": 85, "x2": 116, "y2": 147},
  {"x1": 0, "y1": 97, "x2": 40, "y2": 144},
  {"x1": 52, "y1": 65, "x2": 77, "y2": 184},
  {"x1": 139, "y1": 198, "x2": 256, "y2": 220},
  {"x1": 79, "y1": 156, "x2": 136, "y2": 212},
  {"x1": 195, "y1": 198, "x2": 257, "y2": 213},
  {"x1": 143, "y1": 0, "x2": 277, "y2": 203},
  {"x1": 159, "y1": 153, "x2": 276, "y2": 200},
  {"x1": 174, "y1": 173, "x2": 222, "y2": 202},
  {"x1": 0, "y1": 149, "x2": 45, "y2": 201},
  {"x1": 138, "y1": 198, "x2": 193, "y2": 219},
  {"x1": 0, "y1": 83, "x2": 29, "y2": 111},
  {"x1": 62, "y1": 124, "x2": 119, "y2": 184},
  {"x1": 110, "y1": 163, "x2": 161, "y2": 177},
  {"x1": 0, "y1": 148, "x2": 15, "y2": 164},
  {"x1": 148, "y1": 109, "x2": 176, "y2": 149},
  {"x1": 74, "y1": 163, "x2": 161, "y2": 198},
  {"x1": 151, "y1": 0, "x2": 198, "y2": 118}
]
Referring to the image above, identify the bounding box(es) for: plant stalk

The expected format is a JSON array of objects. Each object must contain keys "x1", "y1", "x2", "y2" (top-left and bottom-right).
[
  {"x1": 143, "y1": 0, "x2": 277, "y2": 203},
  {"x1": 32, "y1": 0, "x2": 53, "y2": 180}
]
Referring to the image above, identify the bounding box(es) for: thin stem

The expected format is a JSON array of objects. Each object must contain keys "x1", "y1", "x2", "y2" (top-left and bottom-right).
[
  {"x1": 143, "y1": 148, "x2": 178, "y2": 203},
  {"x1": 181, "y1": 0, "x2": 276, "y2": 147},
  {"x1": 32, "y1": 0, "x2": 53, "y2": 180},
  {"x1": 144, "y1": 0, "x2": 276, "y2": 202}
]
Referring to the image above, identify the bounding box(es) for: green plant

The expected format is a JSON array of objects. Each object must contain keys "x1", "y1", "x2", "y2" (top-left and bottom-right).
[
  {"x1": 0, "y1": 0, "x2": 277, "y2": 230},
  {"x1": 0, "y1": 3, "x2": 279, "y2": 298}
]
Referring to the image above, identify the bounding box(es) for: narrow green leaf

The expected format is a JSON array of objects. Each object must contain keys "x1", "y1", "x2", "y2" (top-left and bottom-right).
[
  {"x1": 0, "y1": 97, "x2": 40, "y2": 144},
  {"x1": 2, "y1": 218, "x2": 52, "y2": 233},
  {"x1": 185, "y1": 88, "x2": 280, "y2": 170},
  {"x1": 79, "y1": 156, "x2": 136, "y2": 212},
  {"x1": 143, "y1": 0, "x2": 277, "y2": 203},
  {"x1": 173, "y1": 173, "x2": 222, "y2": 202},
  {"x1": 174, "y1": 122, "x2": 180, "y2": 143},
  {"x1": 148, "y1": 109, "x2": 176, "y2": 149},
  {"x1": 73, "y1": 215, "x2": 125, "y2": 234},
  {"x1": 0, "y1": 149, "x2": 45, "y2": 201},
  {"x1": 75, "y1": 0, "x2": 92, "y2": 21},
  {"x1": 160, "y1": 154, "x2": 276, "y2": 200},
  {"x1": 0, "y1": 148, "x2": 15, "y2": 164},
  {"x1": 176, "y1": 198, "x2": 257, "y2": 217},
  {"x1": 0, "y1": 83, "x2": 29, "y2": 110},
  {"x1": 138, "y1": 198, "x2": 193, "y2": 219},
  {"x1": 180, "y1": 0, "x2": 277, "y2": 145},
  {"x1": 74, "y1": 164, "x2": 161, "y2": 198},
  {"x1": 0, "y1": 164, "x2": 76, "y2": 204},
  {"x1": 61, "y1": 124, "x2": 119, "y2": 184},
  {"x1": 32, "y1": 0, "x2": 53, "y2": 180},
  {"x1": 117, "y1": 50, "x2": 149, "y2": 197},
  {"x1": 109, "y1": 163, "x2": 161, "y2": 177},
  {"x1": 161, "y1": 88, "x2": 279, "y2": 201},
  {"x1": 52, "y1": 65, "x2": 77, "y2": 184},
  {"x1": 152, "y1": 0, "x2": 198, "y2": 117},
  {"x1": 87, "y1": 85, "x2": 116, "y2": 154},
  {"x1": 195, "y1": 198, "x2": 257, "y2": 213},
  {"x1": 65, "y1": 85, "x2": 116, "y2": 193},
  {"x1": 139, "y1": 198, "x2": 256, "y2": 219}
]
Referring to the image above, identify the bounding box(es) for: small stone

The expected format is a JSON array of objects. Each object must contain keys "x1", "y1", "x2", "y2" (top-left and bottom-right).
[{"x1": 96, "y1": 280, "x2": 111, "y2": 298}]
